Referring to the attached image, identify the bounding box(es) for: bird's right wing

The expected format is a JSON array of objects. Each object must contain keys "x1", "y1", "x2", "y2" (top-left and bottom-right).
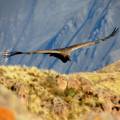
[{"x1": 64, "y1": 27, "x2": 119, "y2": 52}]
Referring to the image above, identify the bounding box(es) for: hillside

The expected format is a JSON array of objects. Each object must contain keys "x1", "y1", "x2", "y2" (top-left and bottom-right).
[
  {"x1": 0, "y1": 0, "x2": 120, "y2": 73},
  {"x1": 0, "y1": 61, "x2": 120, "y2": 120}
]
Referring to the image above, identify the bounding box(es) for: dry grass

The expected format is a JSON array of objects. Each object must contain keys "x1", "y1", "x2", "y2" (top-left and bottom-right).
[{"x1": 0, "y1": 61, "x2": 120, "y2": 120}]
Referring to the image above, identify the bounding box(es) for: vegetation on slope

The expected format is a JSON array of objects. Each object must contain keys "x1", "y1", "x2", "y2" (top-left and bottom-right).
[{"x1": 0, "y1": 61, "x2": 120, "y2": 120}]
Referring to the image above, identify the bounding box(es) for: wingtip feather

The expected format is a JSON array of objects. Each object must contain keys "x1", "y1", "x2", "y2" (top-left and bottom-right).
[{"x1": 111, "y1": 27, "x2": 119, "y2": 36}]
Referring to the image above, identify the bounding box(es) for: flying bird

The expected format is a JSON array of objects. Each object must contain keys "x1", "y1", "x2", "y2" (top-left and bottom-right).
[{"x1": 2, "y1": 27, "x2": 119, "y2": 63}]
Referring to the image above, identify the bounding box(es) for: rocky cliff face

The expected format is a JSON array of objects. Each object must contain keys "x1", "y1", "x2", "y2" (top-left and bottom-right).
[
  {"x1": 0, "y1": 61, "x2": 120, "y2": 120},
  {"x1": 0, "y1": 0, "x2": 120, "y2": 73}
]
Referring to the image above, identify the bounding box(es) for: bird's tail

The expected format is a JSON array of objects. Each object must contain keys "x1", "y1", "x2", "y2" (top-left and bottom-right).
[{"x1": 95, "y1": 27, "x2": 119, "y2": 44}]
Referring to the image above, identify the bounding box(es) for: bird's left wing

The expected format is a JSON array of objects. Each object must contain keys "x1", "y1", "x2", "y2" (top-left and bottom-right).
[
  {"x1": 2, "y1": 49, "x2": 62, "y2": 58},
  {"x1": 25, "y1": 49, "x2": 62, "y2": 54}
]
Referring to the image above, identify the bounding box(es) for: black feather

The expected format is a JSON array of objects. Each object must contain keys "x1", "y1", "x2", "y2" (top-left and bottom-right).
[{"x1": 49, "y1": 53, "x2": 70, "y2": 63}]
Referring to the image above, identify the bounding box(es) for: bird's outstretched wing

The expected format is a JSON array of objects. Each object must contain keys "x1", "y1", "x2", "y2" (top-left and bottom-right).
[
  {"x1": 2, "y1": 27, "x2": 119, "y2": 63},
  {"x1": 2, "y1": 49, "x2": 69, "y2": 63},
  {"x1": 62, "y1": 27, "x2": 119, "y2": 52},
  {"x1": 2, "y1": 49, "x2": 62, "y2": 58}
]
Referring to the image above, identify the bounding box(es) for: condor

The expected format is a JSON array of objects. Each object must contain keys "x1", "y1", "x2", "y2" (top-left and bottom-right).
[{"x1": 2, "y1": 27, "x2": 119, "y2": 63}]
